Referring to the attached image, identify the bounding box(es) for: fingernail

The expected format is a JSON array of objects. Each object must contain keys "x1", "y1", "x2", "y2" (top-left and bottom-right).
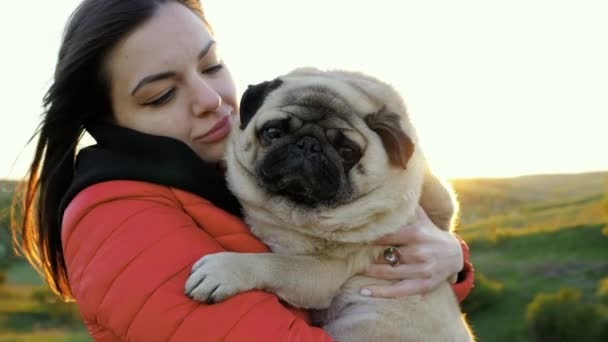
[{"x1": 360, "y1": 288, "x2": 372, "y2": 296}]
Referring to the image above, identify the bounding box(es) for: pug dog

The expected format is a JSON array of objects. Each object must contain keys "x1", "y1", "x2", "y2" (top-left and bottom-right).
[{"x1": 185, "y1": 68, "x2": 474, "y2": 341}]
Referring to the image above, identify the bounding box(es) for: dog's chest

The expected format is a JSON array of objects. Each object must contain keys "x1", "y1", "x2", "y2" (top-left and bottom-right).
[{"x1": 250, "y1": 224, "x2": 359, "y2": 257}]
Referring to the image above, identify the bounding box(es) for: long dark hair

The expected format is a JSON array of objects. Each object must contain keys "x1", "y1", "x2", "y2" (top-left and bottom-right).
[{"x1": 11, "y1": 0, "x2": 209, "y2": 301}]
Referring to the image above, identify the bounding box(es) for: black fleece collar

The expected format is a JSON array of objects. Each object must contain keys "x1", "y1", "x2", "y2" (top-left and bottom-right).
[{"x1": 58, "y1": 122, "x2": 243, "y2": 225}]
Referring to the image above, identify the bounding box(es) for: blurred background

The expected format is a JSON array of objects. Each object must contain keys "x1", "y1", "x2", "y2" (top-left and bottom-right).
[{"x1": 1, "y1": 0, "x2": 607, "y2": 341}]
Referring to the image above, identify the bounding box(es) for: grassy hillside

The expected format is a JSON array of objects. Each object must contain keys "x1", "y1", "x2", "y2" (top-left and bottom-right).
[
  {"x1": 1, "y1": 180, "x2": 90, "y2": 342},
  {"x1": 451, "y1": 171, "x2": 608, "y2": 225},
  {"x1": 0, "y1": 172, "x2": 607, "y2": 341},
  {"x1": 0, "y1": 262, "x2": 90, "y2": 342},
  {"x1": 0, "y1": 180, "x2": 18, "y2": 261},
  {"x1": 451, "y1": 172, "x2": 608, "y2": 341},
  {"x1": 464, "y1": 223, "x2": 607, "y2": 341}
]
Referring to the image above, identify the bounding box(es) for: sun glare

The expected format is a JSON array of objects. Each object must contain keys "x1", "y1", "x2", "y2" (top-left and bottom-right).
[{"x1": 1, "y1": 0, "x2": 607, "y2": 179}]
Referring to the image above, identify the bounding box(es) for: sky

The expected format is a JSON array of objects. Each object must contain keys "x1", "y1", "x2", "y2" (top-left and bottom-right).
[{"x1": 1, "y1": 0, "x2": 607, "y2": 179}]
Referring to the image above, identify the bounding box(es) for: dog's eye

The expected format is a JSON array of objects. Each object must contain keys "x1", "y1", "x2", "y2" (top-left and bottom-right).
[
  {"x1": 262, "y1": 127, "x2": 283, "y2": 143},
  {"x1": 338, "y1": 147, "x2": 357, "y2": 161}
]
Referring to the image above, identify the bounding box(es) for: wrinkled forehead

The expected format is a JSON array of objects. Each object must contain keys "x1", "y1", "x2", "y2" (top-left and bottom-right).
[
  {"x1": 106, "y1": 3, "x2": 214, "y2": 94},
  {"x1": 255, "y1": 76, "x2": 379, "y2": 127}
]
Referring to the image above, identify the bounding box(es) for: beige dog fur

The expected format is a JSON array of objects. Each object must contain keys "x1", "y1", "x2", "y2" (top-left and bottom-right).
[{"x1": 186, "y1": 68, "x2": 474, "y2": 341}]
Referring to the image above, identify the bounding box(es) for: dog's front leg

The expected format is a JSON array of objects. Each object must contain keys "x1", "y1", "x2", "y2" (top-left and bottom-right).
[{"x1": 185, "y1": 252, "x2": 365, "y2": 309}]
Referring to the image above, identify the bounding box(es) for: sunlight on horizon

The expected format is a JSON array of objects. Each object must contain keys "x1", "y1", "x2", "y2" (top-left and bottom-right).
[{"x1": 1, "y1": 0, "x2": 607, "y2": 180}]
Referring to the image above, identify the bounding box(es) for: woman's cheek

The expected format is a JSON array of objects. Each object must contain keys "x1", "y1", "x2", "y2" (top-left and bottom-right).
[{"x1": 215, "y1": 74, "x2": 238, "y2": 109}]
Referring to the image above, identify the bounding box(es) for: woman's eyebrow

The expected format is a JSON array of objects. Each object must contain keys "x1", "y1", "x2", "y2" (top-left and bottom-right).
[
  {"x1": 130, "y1": 41, "x2": 217, "y2": 96},
  {"x1": 131, "y1": 71, "x2": 175, "y2": 96},
  {"x1": 198, "y1": 40, "x2": 216, "y2": 60}
]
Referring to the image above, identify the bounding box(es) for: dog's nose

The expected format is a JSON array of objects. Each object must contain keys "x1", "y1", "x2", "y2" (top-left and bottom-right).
[{"x1": 296, "y1": 136, "x2": 321, "y2": 154}]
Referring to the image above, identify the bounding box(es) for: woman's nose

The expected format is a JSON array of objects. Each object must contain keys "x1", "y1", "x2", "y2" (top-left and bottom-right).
[{"x1": 191, "y1": 78, "x2": 222, "y2": 117}]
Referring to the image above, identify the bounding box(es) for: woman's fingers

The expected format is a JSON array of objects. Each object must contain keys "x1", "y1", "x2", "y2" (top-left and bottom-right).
[
  {"x1": 365, "y1": 206, "x2": 463, "y2": 299},
  {"x1": 375, "y1": 246, "x2": 401, "y2": 264},
  {"x1": 375, "y1": 206, "x2": 436, "y2": 246},
  {"x1": 375, "y1": 229, "x2": 407, "y2": 246},
  {"x1": 375, "y1": 225, "x2": 420, "y2": 246},
  {"x1": 373, "y1": 244, "x2": 432, "y2": 265},
  {"x1": 360, "y1": 278, "x2": 436, "y2": 298},
  {"x1": 363, "y1": 263, "x2": 433, "y2": 280}
]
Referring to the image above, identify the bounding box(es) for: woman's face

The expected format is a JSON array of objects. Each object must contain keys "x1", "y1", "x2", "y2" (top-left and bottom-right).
[{"x1": 106, "y1": 2, "x2": 237, "y2": 163}]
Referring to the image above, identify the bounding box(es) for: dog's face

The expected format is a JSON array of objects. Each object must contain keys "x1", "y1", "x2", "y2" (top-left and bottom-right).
[{"x1": 227, "y1": 68, "x2": 421, "y2": 212}]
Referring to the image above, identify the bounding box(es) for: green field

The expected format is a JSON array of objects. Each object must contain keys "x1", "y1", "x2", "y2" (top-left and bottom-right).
[
  {"x1": 1, "y1": 181, "x2": 91, "y2": 342},
  {"x1": 463, "y1": 224, "x2": 607, "y2": 341},
  {"x1": 0, "y1": 261, "x2": 91, "y2": 342},
  {"x1": 1, "y1": 173, "x2": 607, "y2": 341},
  {"x1": 452, "y1": 172, "x2": 608, "y2": 341}
]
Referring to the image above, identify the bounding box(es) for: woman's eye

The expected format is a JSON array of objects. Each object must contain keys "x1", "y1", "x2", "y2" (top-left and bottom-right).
[
  {"x1": 263, "y1": 127, "x2": 283, "y2": 143},
  {"x1": 144, "y1": 88, "x2": 175, "y2": 107},
  {"x1": 202, "y1": 63, "x2": 224, "y2": 75}
]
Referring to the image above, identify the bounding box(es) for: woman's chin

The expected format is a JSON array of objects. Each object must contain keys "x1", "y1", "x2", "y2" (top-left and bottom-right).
[{"x1": 193, "y1": 139, "x2": 228, "y2": 164}]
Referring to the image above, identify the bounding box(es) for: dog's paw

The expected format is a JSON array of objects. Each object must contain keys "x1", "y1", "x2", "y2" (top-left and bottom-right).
[{"x1": 185, "y1": 252, "x2": 253, "y2": 304}]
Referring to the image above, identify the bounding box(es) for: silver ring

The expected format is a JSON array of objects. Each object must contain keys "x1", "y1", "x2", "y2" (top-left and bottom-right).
[{"x1": 383, "y1": 246, "x2": 401, "y2": 266}]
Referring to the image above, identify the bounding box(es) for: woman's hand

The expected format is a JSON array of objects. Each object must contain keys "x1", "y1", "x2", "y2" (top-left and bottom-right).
[{"x1": 360, "y1": 206, "x2": 464, "y2": 298}]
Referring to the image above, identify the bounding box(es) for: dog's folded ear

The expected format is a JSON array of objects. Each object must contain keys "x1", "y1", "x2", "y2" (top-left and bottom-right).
[
  {"x1": 365, "y1": 109, "x2": 415, "y2": 169},
  {"x1": 239, "y1": 79, "x2": 283, "y2": 129}
]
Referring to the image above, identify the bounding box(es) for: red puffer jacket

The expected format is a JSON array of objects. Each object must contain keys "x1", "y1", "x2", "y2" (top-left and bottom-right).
[
  {"x1": 62, "y1": 180, "x2": 330, "y2": 341},
  {"x1": 62, "y1": 180, "x2": 473, "y2": 342}
]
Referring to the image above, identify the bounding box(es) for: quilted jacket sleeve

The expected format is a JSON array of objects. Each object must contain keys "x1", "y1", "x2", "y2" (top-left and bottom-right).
[
  {"x1": 61, "y1": 181, "x2": 332, "y2": 342},
  {"x1": 452, "y1": 235, "x2": 474, "y2": 303}
]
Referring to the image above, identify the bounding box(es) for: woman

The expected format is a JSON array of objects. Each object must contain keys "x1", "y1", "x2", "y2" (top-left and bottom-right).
[{"x1": 12, "y1": 0, "x2": 473, "y2": 341}]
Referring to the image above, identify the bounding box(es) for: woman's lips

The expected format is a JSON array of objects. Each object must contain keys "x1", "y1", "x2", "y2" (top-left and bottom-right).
[{"x1": 194, "y1": 115, "x2": 231, "y2": 143}]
